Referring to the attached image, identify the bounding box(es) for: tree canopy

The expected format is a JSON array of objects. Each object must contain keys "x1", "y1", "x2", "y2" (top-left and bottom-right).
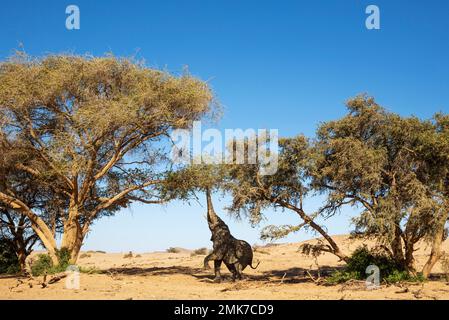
[{"x1": 0, "y1": 53, "x2": 213, "y2": 264}]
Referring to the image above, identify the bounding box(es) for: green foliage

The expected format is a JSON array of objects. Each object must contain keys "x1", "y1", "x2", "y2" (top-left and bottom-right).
[
  {"x1": 314, "y1": 95, "x2": 449, "y2": 273},
  {"x1": 261, "y1": 224, "x2": 303, "y2": 241},
  {"x1": 160, "y1": 164, "x2": 227, "y2": 202},
  {"x1": 31, "y1": 248, "x2": 71, "y2": 276},
  {"x1": 345, "y1": 246, "x2": 402, "y2": 277},
  {"x1": 0, "y1": 238, "x2": 20, "y2": 274},
  {"x1": 0, "y1": 52, "x2": 214, "y2": 267},
  {"x1": 384, "y1": 270, "x2": 424, "y2": 284},
  {"x1": 56, "y1": 248, "x2": 71, "y2": 266},
  {"x1": 327, "y1": 270, "x2": 360, "y2": 284},
  {"x1": 30, "y1": 254, "x2": 53, "y2": 276},
  {"x1": 327, "y1": 246, "x2": 423, "y2": 284}
]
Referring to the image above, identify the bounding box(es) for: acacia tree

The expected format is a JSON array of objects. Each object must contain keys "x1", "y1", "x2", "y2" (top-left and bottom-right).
[
  {"x1": 0, "y1": 54, "x2": 213, "y2": 264},
  {"x1": 313, "y1": 95, "x2": 447, "y2": 276},
  {"x1": 220, "y1": 136, "x2": 349, "y2": 262},
  {"x1": 417, "y1": 113, "x2": 449, "y2": 277},
  {"x1": 159, "y1": 137, "x2": 349, "y2": 262}
]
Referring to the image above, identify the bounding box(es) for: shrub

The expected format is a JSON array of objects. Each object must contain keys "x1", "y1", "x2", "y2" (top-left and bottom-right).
[
  {"x1": 0, "y1": 238, "x2": 20, "y2": 274},
  {"x1": 345, "y1": 246, "x2": 402, "y2": 277},
  {"x1": 123, "y1": 251, "x2": 133, "y2": 258},
  {"x1": 384, "y1": 270, "x2": 424, "y2": 283},
  {"x1": 327, "y1": 270, "x2": 360, "y2": 284},
  {"x1": 327, "y1": 245, "x2": 421, "y2": 284},
  {"x1": 31, "y1": 254, "x2": 53, "y2": 276},
  {"x1": 166, "y1": 247, "x2": 181, "y2": 253},
  {"x1": 79, "y1": 253, "x2": 91, "y2": 259},
  {"x1": 191, "y1": 248, "x2": 208, "y2": 256},
  {"x1": 31, "y1": 248, "x2": 71, "y2": 276}
]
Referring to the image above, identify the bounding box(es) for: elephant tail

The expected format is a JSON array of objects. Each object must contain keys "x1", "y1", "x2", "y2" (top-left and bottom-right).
[{"x1": 249, "y1": 260, "x2": 260, "y2": 269}]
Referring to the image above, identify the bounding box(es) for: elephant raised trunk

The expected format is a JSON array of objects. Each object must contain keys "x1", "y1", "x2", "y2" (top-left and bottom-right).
[
  {"x1": 206, "y1": 188, "x2": 220, "y2": 230},
  {"x1": 203, "y1": 189, "x2": 259, "y2": 282}
]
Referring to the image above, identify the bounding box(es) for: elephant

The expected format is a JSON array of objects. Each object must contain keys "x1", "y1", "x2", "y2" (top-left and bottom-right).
[{"x1": 203, "y1": 189, "x2": 260, "y2": 282}]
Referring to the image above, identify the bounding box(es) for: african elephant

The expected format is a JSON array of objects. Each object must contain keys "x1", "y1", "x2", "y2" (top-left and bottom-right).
[{"x1": 203, "y1": 189, "x2": 260, "y2": 282}]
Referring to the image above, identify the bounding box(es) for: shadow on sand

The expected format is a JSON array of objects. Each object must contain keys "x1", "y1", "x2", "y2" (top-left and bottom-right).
[{"x1": 102, "y1": 264, "x2": 344, "y2": 284}]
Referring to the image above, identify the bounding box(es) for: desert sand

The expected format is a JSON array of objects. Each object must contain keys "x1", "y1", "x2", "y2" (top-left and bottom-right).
[{"x1": 1, "y1": 235, "x2": 449, "y2": 300}]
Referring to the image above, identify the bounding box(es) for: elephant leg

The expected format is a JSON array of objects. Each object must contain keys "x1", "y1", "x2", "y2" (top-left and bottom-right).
[
  {"x1": 235, "y1": 263, "x2": 243, "y2": 280},
  {"x1": 203, "y1": 252, "x2": 218, "y2": 270},
  {"x1": 203, "y1": 254, "x2": 213, "y2": 270},
  {"x1": 214, "y1": 260, "x2": 223, "y2": 282},
  {"x1": 225, "y1": 262, "x2": 238, "y2": 281}
]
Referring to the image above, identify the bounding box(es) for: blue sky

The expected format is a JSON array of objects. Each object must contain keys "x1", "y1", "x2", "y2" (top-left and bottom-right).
[{"x1": 1, "y1": 1, "x2": 448, "y2": 252}]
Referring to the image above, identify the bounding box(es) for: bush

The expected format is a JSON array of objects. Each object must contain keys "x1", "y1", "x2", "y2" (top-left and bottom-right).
[
  {"x1": 191, "y1": 248, "x2": 208, "y2": 256},
  {"x1": 384, "y1": 270, "x2": 424, "y2": 283},
  {"x1": 79, "y1": 266, "x2": 102, "y2": 274},
  {"x1": 327, "y1": 270, "x2": 360, "y2": 284},
  {"x1": 31, "y1": 248, "x2": 71, "y2": 276},
  {"x1": 31, "y1": 254, "x2": 53, "y2": 276},
  {"x1": 166, "y1": 247, "x2": 181, "y2": 253},
  {"x1": 123, "y1": 251, "x2": 133, "y2": 258},
  {"x1": 327, "y1": 245, "x2": 422, "y2": 284},
  {"x1": 0, "y1": 238, "x2": 20, "y2": 274},
  {"x1": 345, "y1": 245, "x2": 402, "y2": 277}
]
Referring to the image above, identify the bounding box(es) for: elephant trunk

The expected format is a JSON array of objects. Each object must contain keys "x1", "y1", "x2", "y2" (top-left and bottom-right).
[{"x1": 206, "y1": 188, "x2": 220, "y2": 230}]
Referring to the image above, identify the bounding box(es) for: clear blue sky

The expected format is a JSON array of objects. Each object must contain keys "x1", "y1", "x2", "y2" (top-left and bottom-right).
[{"x1": 1, "y1": 1, "x2": 448, "y2": 252}]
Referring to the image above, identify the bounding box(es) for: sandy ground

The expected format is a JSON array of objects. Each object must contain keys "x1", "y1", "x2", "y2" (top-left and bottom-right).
[{"x1": 1, "y1": 235, "x2": 449, "y2": 300}]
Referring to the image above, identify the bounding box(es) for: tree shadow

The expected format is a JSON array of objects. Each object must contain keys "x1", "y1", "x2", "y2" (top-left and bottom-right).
[
  {"x1": 427, "y1": 272, "x2": 449, "y2": 282},
  {"x1": 102, "y1": 265, "x2": 448, "y2": 287},
  {"x1": 257, "y1": 265, "x2": 343, "y2": 284},
  {"x1": 105, "y1": 266, "x2": 205, "y2": 277},
  {"x1": 102, "y1": 264, "x2": 345, "y2": 284},
  {"x1": 0, "y1": 273, "x2": 30, "y2": 280},
  {"x1": 104, "y1": 265, "x2": 262, "y2": 282}
]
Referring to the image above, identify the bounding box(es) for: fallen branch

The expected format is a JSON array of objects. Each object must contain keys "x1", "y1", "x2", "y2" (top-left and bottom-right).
[{"x1": 306, "y1": 270, "x2": 324, "y2": 285}]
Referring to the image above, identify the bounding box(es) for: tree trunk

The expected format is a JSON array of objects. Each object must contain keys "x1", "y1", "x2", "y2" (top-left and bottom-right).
[
  {"x1": 61, "y1": 216, "x2": 84, "y2": 264},
  {"x1": 280, "y1": 200, "x2": 348, "y2": 262},
  {"x1": 16, "y1": 248, "x2": 27, "y2": 272},
  {"x1": 422, "y1": 215, "x2": 447, "y2": 278},
  {"x1": 13, "y1": 231, "x2": 28, "y2": 272},
  {"x1": 404, "y1": 240, "x2": 416, "y2": 275},
  {"x1": 29, "y1": 224, "x2": 59, "y2": 265},
  {"x1": 391, "y1": 226, "x2": 405, "y2": 267}
]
